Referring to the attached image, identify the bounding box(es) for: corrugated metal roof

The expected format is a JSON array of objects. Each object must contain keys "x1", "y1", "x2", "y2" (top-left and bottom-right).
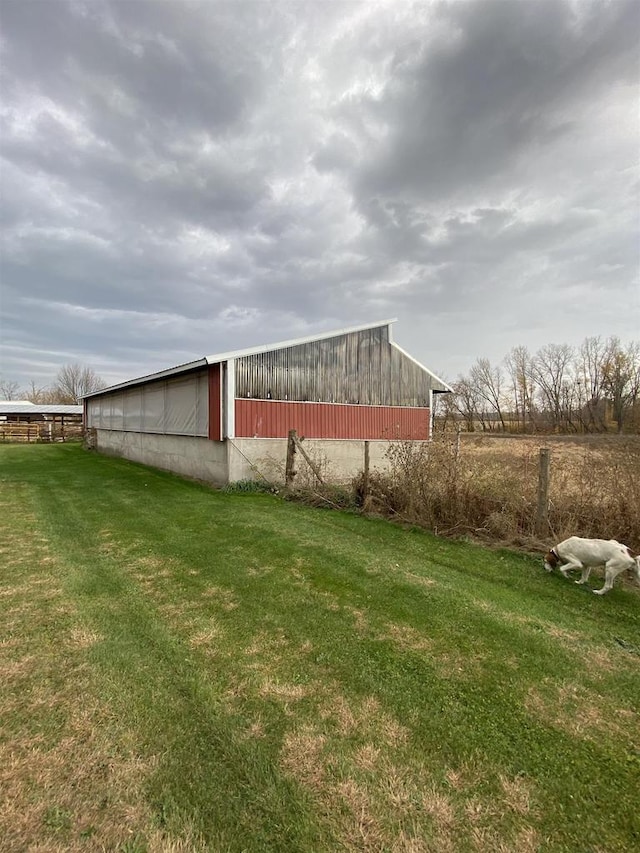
[{"x1": 0, "y1": 404, "x2": 83, "y2": 415}]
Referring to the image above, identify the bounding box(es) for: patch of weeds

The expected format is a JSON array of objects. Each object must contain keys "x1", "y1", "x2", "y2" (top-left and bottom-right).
[
  {"x1": 79, "y1": 825, "x2": 97, "y2": 838},
  {"x1": 222, "y1": 478, "x2": 277, "y2": 494},
  {"x1": 285, "y1": 484, "x2": 358, "y2": 510},
  {"x1": 155, "y1": 799, "x2": 170, "y2": 828},
  {"x1": 43, "y1": 805, "x2": 72, "y2": 832},
  {"x1": 614, "y1": 636, "x2": 640, "y2": 655}
]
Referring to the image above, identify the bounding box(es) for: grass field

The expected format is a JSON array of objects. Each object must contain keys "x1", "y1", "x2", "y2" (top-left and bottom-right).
[{"x1": 1, "y1": 444, "x2": 639, "y2": 852}]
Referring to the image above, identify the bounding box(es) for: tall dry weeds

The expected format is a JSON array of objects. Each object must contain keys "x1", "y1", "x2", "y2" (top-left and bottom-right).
[{"x1": 359, "y1": 436, "x2": 640, "y2": 549}]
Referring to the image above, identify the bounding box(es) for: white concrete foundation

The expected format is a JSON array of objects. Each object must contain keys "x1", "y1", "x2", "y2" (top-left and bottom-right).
[
  {"x1": 94, "y1": 430, "x2": 229, "y2": 485},
  {"x1": 94, "y1": 430, "x2": 406, "y2": 487},
  {"x1": 228, "y1": 437, "x2": 396, "y2": 485}
]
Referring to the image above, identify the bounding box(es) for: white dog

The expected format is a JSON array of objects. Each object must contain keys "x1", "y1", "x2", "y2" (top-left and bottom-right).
[{"x1": 543, "y1": 537, "x2": 640, "y2": 595}]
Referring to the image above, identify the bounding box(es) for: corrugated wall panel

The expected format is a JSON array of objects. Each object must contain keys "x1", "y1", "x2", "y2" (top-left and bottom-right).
[
  {"x1": 235, "y1": 399, "x2": 430, "y2": 440},
  {"x1": 234, "y1": 326, "x2": 437, "y2": 407}
]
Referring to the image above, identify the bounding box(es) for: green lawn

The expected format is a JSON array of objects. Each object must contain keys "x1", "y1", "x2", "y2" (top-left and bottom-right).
[{"x1": 1, "y1": 443, "x2": 638, "y2": 853}]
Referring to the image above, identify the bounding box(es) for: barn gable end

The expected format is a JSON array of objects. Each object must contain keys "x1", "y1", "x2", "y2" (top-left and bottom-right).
[{"x1": 234, "y1": 325, "x2": 432, "y2": 406}]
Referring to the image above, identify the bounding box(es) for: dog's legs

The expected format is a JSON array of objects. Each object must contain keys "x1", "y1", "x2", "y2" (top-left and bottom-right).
[
  {"x1": 593, "y1": 561, "x2": 628, "y2": 595},
  {"x1": 559, "y1": 558, "x2": 582, "y2": 579},
  {"x1": 575, "y1": 566, "x2": 592, "y2": 585}
]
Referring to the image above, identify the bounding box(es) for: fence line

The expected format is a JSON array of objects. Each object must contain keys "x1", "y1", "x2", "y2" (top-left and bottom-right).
[{"x1": 0, "y1": 422, "x2": 84, "y2": 443}]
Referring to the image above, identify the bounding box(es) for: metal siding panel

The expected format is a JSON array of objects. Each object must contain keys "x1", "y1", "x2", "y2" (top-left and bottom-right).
[
  {"x1": 234, "y1": 400, "x2": 429, "y2": 440},
  {"x1": 234, "y1": 325, "x2": 432, "y2": 407}
]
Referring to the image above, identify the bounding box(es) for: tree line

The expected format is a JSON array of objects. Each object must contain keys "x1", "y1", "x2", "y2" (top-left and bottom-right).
[
  {"x1": 0, "y1": 364, "x2": 106, "y2": 405},
  {"x1": 437, "y1": 336, "x2": 640, "y2": 434}
]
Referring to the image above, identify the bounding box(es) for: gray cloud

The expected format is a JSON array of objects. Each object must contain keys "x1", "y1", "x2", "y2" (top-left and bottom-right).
[
  {"x1": 344, "y1": 0, "x2": 638, "y2": 204},
  {"x1": 1, "y1": 0, "x2": 638, "y2": 390}
]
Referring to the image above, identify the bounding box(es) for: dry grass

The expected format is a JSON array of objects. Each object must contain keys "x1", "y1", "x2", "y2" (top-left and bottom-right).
[
  {"x1": 278, "y1": 694, "x2": 542, "y2": 853},
  {"x1": 274, "y1": 669, "x2": 544, "y2": 851},
  {"x1": 525, "y1": 679, "x2": 640, "y2": 747},
  {"x1": 363, "y1": 434, "x2": 640, "y2": 554}
]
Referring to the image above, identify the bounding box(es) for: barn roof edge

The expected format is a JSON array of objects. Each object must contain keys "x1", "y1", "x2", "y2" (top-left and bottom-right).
[
  {"x1": 205, "y1": 318, "x2": 398, "y2": 364},
  {"x1": 81, "y1": 358, "x2": 208, "y2": 398},
  {"x1": 389, "y1": 342, "x2": 453, "y2": 393},
  {"x1": 0, "y1": 403, "x2": 84, "y2": 415}
]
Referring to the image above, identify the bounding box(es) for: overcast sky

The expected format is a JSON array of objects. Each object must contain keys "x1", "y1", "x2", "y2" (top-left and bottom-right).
[{"x1": 1, "y1": 0, "x2": 638, "y2": 390}]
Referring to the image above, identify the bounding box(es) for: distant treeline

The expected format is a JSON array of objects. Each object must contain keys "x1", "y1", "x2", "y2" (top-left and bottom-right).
[{"x1": 436, "y1": 336, "x2": 640, "y2": 434}]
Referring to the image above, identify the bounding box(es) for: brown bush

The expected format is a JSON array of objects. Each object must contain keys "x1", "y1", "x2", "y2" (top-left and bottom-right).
[{"x1": 358, "y1": 435, "x2": 640, "y2": 549}]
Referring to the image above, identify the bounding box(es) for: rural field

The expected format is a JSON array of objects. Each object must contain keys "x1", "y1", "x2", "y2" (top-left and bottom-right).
[
  {"x1": 1, "y1": 444, "x2": 639, "y2": 853},
  {"x1": 370, "y1": 432, "x2": 640, "y2": 548}
]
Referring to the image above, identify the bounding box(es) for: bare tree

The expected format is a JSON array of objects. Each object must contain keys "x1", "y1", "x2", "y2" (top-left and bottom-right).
[
  {"x1": 453, "y1": 376, "x2": 483, "y2": 432},
  {"x1": 452, "y1": 335, "x2": 638, "y2": 435},
  {"x1": 23, "y1": 381, "x2": 58, "y2": 404},
  {"x1": 531, "y1": 343, "x2": 575, "y2": 431},
  {"x1": 469, "y1": 358, "x2": 507, "y2": 431},
  {"x1": 53, "y1": 364, "x2": 106, "y2": 404},
  {"x1": 575, "y1": 337, "x2": 607, "y2": 431},
  {"x1": 578, "y1": 336, "x2": 606, "y2": 400},
  {"x1": 0, "y1": 378, "x2": 21, "y2": 400},
  {"x1": 432, "y1": 386, "x2": 458, "y2": 433},
  {"x1": 504, "y1": 346, "x2": 535, "y2": 432},
  {"x1": 601, "y1": 338, "x2": 640, "y2": 433}
]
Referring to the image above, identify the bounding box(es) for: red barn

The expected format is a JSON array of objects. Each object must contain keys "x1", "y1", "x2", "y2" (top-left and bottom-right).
[{"x1": 83, "y1": 319, "x2": 451, "y2": 485}]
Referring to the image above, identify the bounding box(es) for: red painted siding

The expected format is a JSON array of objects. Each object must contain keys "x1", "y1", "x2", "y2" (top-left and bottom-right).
[
  {"x1": 208, "y1": 364, "x2": 222, "y2": 440},
  {"x1": 234, "y1": 399, "x2": 430, "y2": 440}
]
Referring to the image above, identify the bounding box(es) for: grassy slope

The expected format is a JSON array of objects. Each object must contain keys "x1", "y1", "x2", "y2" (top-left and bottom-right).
[{"x1": 1, "y1": 444, "x2": 638, "y2": 853}]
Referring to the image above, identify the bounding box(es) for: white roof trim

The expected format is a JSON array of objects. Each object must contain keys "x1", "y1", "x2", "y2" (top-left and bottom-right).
[
  {"x1": 0, "y1": 403, "x2": 83, "y2": 414},
  {"x1": 205, "y1": 318, "x2": 398, "y2": 363},
  {"x1": 390, "y1": 342, "x2": 453, "y2": 392}
]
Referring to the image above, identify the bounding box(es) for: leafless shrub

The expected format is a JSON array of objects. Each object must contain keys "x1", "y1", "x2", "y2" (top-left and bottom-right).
[{"x1": 358, "y1": 436, "x2": 640, "y2": 548}]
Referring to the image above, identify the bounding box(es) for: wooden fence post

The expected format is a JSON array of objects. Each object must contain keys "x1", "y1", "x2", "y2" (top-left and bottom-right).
[
  {"x1": 286, "y1": 429, "x2": 297, "y2": 488},
  {"x1": 536, "y1": 448, "x2": 551, "y2": 536},
  {"x1": 362, "y1": 441, "x2": 370, "y2": 503},
  {"x1": 83, "y1": 427, "x2": 97, "y2": 450}
]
